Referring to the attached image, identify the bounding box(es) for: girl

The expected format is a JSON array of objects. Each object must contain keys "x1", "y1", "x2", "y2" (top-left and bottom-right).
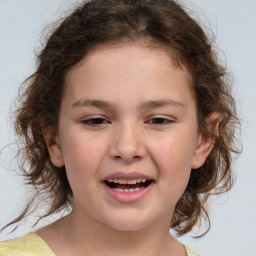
[{"x1": 0, "y1": 0, "x2": 239, "y2": 255}]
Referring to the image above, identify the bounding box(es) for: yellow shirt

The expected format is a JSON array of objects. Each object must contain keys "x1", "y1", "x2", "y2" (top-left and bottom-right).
[{"x1": 0, "y1": 232, "x2": 200, "y2": 256}]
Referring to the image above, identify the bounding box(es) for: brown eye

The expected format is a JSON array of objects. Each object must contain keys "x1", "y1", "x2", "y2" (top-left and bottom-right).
[
  {"x1": 82, "y1": 118, "x2": 109, "y2": 127},
  {"x1": 148, "y1": 118, "x2": 172, "y2": 125}
]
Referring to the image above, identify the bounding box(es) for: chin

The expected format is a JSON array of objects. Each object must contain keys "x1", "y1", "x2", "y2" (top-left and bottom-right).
[{"x1": 103, "y1": 212, "x2": 154, "y2": 232}]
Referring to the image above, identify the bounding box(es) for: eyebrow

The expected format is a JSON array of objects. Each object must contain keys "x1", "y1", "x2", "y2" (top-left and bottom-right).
[
  {"x1": 72, "y1": 99, "x2": 115, "y2": 109},
  {"x1": 71, "y1": 99, "x2": 185, "y2": 110},
  {"x1": 138, "y1": 99, "x2": 185, "y2": 110}
]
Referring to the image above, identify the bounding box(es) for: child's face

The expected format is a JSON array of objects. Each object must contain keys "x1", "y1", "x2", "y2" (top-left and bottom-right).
[{"x1": 46, "y1": 44, "x2": 211, "y2": 231}]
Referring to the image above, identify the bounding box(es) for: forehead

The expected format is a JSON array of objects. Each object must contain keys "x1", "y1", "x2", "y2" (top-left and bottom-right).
[
  {"x1": 84, "y1": 41, "x2": 190, "y2": 75},
  {"x1": 63, "y1": 43, "x2": 194, "y2": 107}
]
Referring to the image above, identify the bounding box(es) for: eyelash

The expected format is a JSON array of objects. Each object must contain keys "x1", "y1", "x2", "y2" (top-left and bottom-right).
[
  {"x1": 81, "y1": 118, "x2": 110, "y2": 127},
  {"x1": 81, "y1": 117, "x2": 173, "y2": 127},
  {"x1": 146, "y1": 117, "x2": 173, "y2": 125}
]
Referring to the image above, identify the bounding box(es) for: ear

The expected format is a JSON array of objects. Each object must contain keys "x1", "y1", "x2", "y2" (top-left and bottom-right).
[
  {"x1": 192, "y1": 112, "x2": 219, "y2": 169},
  {"x1": 43, "y1": 128, "x2": 64, "y2": 167}
]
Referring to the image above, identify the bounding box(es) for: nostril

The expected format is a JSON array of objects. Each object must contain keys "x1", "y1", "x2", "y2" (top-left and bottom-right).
[
  {"x1": 112, "y1": 154, "x2": 142, "y2": 163},
  {"x1": 109, "y1": 130, "x2": 145, "y2": 162}
]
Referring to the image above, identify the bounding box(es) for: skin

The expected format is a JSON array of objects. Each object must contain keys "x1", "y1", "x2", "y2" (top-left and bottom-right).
[{"x1": 39, "y1": 43, "x2": 216, "y2": 256}]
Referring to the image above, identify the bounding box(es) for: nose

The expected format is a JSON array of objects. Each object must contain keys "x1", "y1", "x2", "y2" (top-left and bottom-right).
[{"x1": 109, "y1": 122, "x2": 146, "y2": 163}]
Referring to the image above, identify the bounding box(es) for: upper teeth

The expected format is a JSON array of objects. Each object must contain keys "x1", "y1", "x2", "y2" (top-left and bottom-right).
[{"x1": 107, "y1": 178, "x2": 147, "y2": 184}]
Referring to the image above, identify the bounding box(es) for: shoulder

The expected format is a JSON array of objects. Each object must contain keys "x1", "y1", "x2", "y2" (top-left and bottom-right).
[
  {"x1": 184, "y1": 245, "x2": 201, "y2": 256},
  {"x1": 0, "y1": 232, "x2": 55, "y2": 256}
]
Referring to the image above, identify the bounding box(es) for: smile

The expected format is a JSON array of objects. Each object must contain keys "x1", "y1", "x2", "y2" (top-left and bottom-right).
[
  {"x1": 104, "y1": 178, "x2": 153, "y2": 193},
  {"x1": 102, "y1": 176, "x2": 154, "y2": 203}
]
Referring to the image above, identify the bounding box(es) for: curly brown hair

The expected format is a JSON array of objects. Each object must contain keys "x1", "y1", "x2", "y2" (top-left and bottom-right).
[{"x1": 5, "y1": 0, "x2": 239, "y2": 236}]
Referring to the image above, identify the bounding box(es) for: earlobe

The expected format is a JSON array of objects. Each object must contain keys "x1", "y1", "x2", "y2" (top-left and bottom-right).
[
  {"x1": 192, "y1": 112, "x2": 219, "y2": 169},
  {"x1": 43, "y1": 128, "x2": 64, "y2": 167}
]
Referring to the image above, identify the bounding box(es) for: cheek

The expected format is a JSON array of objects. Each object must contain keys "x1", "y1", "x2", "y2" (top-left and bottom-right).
[
  {"x1": 152, "y1": 134, "x2": 196, "y2": 169},
  {"x1": 60, "y1": 133, "x2": 108, "y2": 187},
  {"x1": 149, "y1": 130, "x2": 197, "y2": 189}
]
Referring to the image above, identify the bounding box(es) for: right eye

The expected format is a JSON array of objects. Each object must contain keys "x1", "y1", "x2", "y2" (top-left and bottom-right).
[{"x1": 81, "y1": 118, "x2": 110, "y2": 127}]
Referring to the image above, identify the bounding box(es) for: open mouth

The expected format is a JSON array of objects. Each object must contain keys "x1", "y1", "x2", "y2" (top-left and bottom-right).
[{"x1": 104, "y1": 178, "x2": 154, "y2": 193}]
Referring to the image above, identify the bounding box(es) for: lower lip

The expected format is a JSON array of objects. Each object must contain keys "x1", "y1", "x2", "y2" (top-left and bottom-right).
[{"x1": 102, "y1": 182, "x2": 154, "y2": 203}]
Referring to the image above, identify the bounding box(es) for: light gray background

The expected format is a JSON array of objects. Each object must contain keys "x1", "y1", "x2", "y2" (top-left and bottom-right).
[{"x1": 0, "y1": 1, "x2": 255, "y2": 255}]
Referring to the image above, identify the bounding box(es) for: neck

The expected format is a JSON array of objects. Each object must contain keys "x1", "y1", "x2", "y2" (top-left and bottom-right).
[{"x1": 37, "y1": 206, "x2": 185, "y2": 256}]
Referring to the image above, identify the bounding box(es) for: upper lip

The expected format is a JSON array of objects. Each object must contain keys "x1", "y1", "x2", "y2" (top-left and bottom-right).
[{"x1": 102, "y1": 171, "x2": 154, "y2": 181}]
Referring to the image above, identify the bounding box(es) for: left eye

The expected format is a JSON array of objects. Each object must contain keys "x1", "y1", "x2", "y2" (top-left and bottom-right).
[
  {"x1": 147, "y1": 118, "x2": 172, "y2": 125},
  {"x1": 81, "y1": 118, "x2": 109, "y2": 127}
]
